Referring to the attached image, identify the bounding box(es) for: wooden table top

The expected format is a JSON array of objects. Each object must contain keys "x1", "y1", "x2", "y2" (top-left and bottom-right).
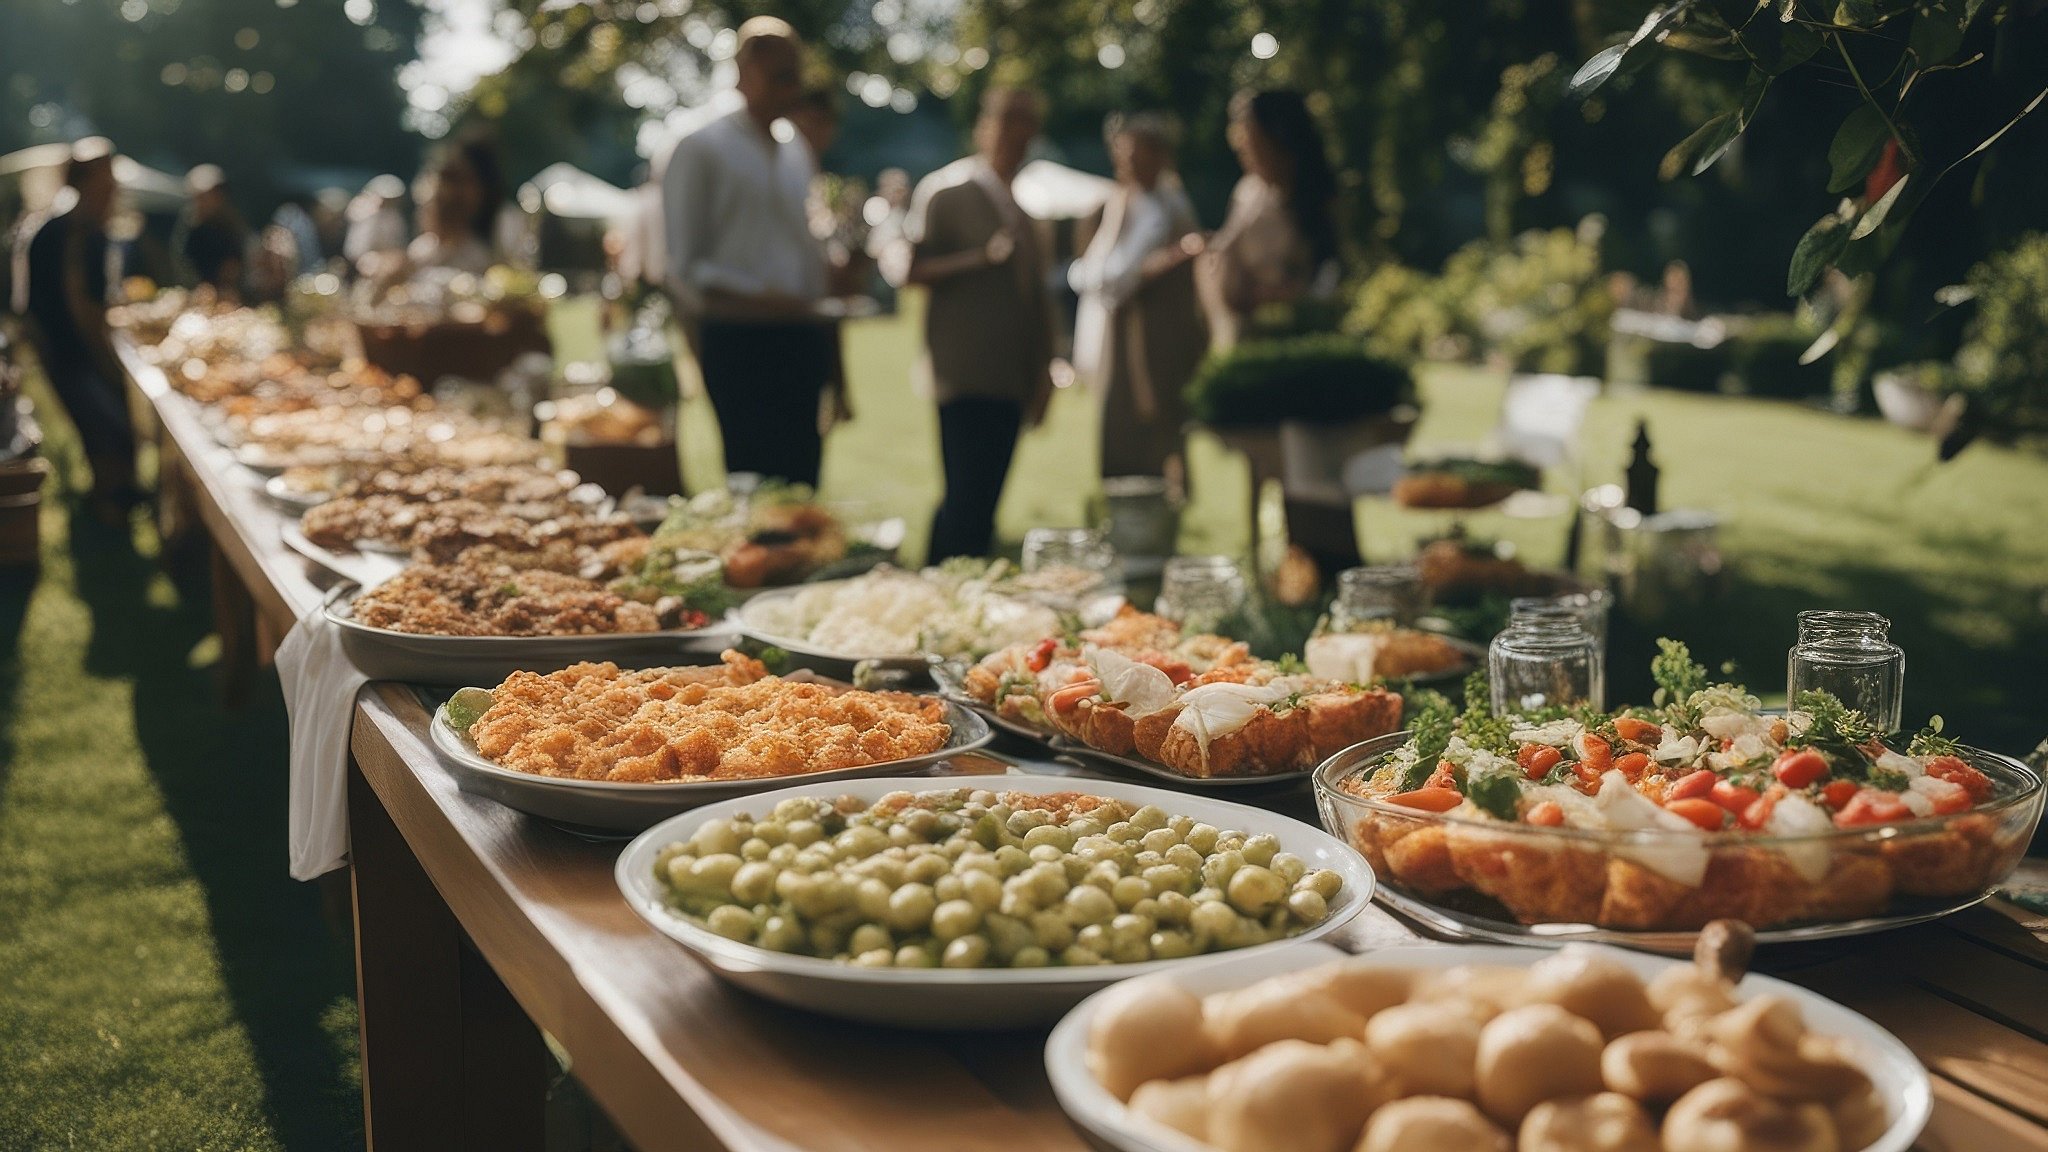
[{"x1": 130, "y1": 340, "x2": 2048, "y2": 1152}]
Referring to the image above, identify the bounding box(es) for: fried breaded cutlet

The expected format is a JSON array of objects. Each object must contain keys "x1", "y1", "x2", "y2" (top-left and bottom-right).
[{"x1": 469, "y1": 652, "x2": 952, "y2": 782}]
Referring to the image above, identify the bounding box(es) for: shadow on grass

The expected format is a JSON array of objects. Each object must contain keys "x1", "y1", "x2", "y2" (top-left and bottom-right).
[{"x1": 65, "y1": 507, "x2": 365, "y2": 1152}]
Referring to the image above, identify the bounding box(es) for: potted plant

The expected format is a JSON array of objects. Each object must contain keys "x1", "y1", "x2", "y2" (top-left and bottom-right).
[
  {"x1": 1185, "y1": 335, "x2": 1418, "y2": 497},
  {"x1": 1871, "y1": 360, "x2": 1959, "y2": 432}
]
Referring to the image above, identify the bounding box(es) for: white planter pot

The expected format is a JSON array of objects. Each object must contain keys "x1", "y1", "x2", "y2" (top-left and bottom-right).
[{"x1": 1873, "y1": 371, "x2": 1948, "y2": 432}]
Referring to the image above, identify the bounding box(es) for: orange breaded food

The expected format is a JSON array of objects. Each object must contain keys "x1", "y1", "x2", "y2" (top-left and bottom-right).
[{"x1": 468, "y1": 651, "x2": 950, "y2": 782}]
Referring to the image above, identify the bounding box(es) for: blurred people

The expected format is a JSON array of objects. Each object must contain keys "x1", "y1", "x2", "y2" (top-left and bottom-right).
[
  {"x1": 661, "y1": 17, "x2": 834, "y2": 487},
  {"x1": 405, "y1": 139, "x2": 503, "y2": 276},
  {"x1": 901, "y1": 87, "x2": 1056, "y2": 562},
  {"x1": 269, "y1": 194, "x2": 325, "y2": 276},
  {"x1": 1068, "y1": 111, "x2": 1207, "y2": 488},
  {"x1": 1656, "y1": 259, "x2": 1698, "y2": 319},
  {"x1": 172, "y1": 164, "x2": 249, "y2": 299},
  {"x1": 864, "y1": 167, "x2": 912, "y2": 299},
  {"x1": 12, "y1": 139, "x2": 139, "y2": 519},
  {"x1": 787, "y1": 86, "x2": 840, "y2": 160},
  {"x1": 1199, "y1": 88, "x2": 1342, "y2": 349},
  {"x1": 312, "y1": 188, "x2": 352, "y2": 266},
  {"x1": 1200, "y1": 88, "x2": 1352, "y2": 576},
  {"x1": 342, "y1": 174, "x2": 408, "y2": 274}
]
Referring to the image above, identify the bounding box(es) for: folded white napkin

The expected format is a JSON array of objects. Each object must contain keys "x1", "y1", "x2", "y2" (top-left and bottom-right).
[{"x1": 279, "y1": 601, "x2": 370, "y2": 880}]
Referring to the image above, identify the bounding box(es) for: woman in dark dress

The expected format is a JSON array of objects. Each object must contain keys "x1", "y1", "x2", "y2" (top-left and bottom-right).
[{"x1": 17, "y1": 139, "x2": 139, "y2": 519}]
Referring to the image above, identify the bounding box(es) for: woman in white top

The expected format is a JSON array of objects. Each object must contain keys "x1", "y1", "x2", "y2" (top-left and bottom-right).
[{"x1": 1067, "y1": 112, "x2": 1208, "y2": 485}]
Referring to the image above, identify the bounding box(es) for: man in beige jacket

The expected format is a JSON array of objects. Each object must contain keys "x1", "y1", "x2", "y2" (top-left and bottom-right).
[{"x1": 900, "y1": 87, "x2": 1056, "y2": 562}]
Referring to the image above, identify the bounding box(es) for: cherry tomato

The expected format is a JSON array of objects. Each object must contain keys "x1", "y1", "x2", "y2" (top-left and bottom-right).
[
  {"x1": 1819, "y1": 779, "x2": 1859, "y2": 810},
  {"x1": 1772, "y1": 749, "x2": 1829, "y2": 790},
  {"x1": 1834, "y1": 790, "x2": 1913, "y2": 828},
  {"x1": 1572, "y1": 732, "x2": 1614, "y2": 775},
  {"x1": 1932, "y1": 789, "x2": 1974, "y2": 815},
  {"x1": 1924, "y1": 755, "x2": 1993, "y2": 803},
  {"x1": 1710, "y1": 780, "x2": 1760, "y2": 812},
  {"x1": 1138, "y1": 652, "x2": 1194, "y2": 685},
  {"x1": 1570, "y1": 760, "x2": 1606, "y2": 792},
  {"x1": 1024, "y1": 637, "x2": 1058, "y2": 673},
  {"x1": 1740, "y1": 794, "x2": 1776, "y2": 830},
  {"x1": 1388, "y1": 787, "x2": 1464, "y2": 812},
  {"x1": 1524, "y1": 801, "x2": 1565, "y2": 827},
  {"x1": 1613, "y1": 752, "x2": 1652, "y2": 781},
  {"x1": 1518, "y1": 744, "x2": 1563, "y2": 781},
  {"x1": 1666, "y1": 770, "x2": 1716, "y2": 802},
  {"x1": 1613, "y1": 717, "x2": 1663, "y2": 744},
  {"x1": 1666, "y1": 798, "x2": 1727, "y2": 831}
]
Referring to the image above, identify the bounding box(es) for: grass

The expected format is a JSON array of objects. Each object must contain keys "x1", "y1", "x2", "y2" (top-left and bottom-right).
[{"x1": 1, "y1": 296, "x2": 2044, "y2": 1148}]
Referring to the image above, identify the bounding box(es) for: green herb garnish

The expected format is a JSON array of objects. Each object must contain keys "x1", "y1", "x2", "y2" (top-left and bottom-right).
[{"x1": 1464, "y1": 772, "x2": 1522, "y2": 821}]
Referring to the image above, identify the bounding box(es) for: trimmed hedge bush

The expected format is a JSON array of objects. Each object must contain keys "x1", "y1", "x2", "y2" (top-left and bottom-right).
[{"x1": 1186, "y1": 336, "x2": 1416, "y2": 428}]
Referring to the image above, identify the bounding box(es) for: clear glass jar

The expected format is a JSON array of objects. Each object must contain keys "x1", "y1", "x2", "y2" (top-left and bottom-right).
[
  {"x1": 1787, "y1": 610, "x2": 1905, "y2": 732},
  {"x1": 1021, "y1": 527, "x2": 1118, "y2": 581},
  {"x1": 1510, "y1": 589, "x2": 1612, "y2": 646},
  {"x1": 1155, "y1": 555, "x2": 1249, "y2": 634},
  {"x1": 1328, "y1": 565, "x2": 1424, "y2": 631},
  {"x1": 1489, "y1": 603, "x2": 1604, "y2": 714}
]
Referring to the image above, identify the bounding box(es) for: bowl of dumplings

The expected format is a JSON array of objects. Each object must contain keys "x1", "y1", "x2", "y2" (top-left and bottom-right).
[{"x1": 1044, "y1": 921, "x2": 1930, "y2": 1152}]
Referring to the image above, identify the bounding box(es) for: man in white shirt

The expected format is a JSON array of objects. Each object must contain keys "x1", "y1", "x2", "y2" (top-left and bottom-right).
[{"x1": 661, "y1": 17, "x2": 833, "y2": 487}]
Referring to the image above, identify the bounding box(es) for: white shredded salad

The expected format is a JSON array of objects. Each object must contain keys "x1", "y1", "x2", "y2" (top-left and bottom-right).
[{"x1": 743, "y1": 563, "x2": 1061, "y2": 659}]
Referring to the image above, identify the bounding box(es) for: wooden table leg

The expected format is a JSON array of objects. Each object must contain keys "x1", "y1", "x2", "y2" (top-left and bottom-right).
[
  {"x1": 210, "y1": 540, "x2": 257, "y2": 705},
  {"x1": 349, "y1": 760, "x2": 546, "y2": 1152}
]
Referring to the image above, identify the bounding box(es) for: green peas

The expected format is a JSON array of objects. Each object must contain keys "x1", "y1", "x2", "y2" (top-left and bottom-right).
[
  {"x1": 1129, "y1": 896, "x2": 1161, "y2": 922},
  {"x1": 1026, "y1": 862, "x2": 1068, "y2": 904},
  {"x1": 1286, "y1": 889, "x2": 1329, "y2": 924},
  {"x1": 1029, "y1": 910, "x2": 1075, "y2": 952},
  {"x1": 941, "y1": 934, "x2": 990, "y2": 968},
  {"x1": 961, "y1": 869, "x2": 1003, "y2": 912},
  {"x1": 705, "y1": 905, "x2": 754, "y2": 941},
  {"x1": 1025, "y1": 843, "x2": 1065, "y2": 864},
  {"x1": 1167, "y1": 815, "x2": 1195, "y2": 836},
  {"x1": 834, "y1": 825, "x2": 889, "y2": 859},
  {"x1": 1185, "y1": 823, "x2": 1220, "y2": 854},
  {"x1": 1112, "y1": 875, "x2": 1151, "y2": 911},
  {"x1": 1164, "y1": 844, "x2": 1204, "y2": 872},
  {"x1": 887, "y1": 883, "x2": 938, "y2": 932},
  {"x1": 848, "y1": 923, "x2": 893, "y2": 955},
  {"x1": 933, "y1": 874, "x2": 966, "y2": 904},
  {"x1": 992, "y1": 845, "x2": 1030, "y2": 877},
  {"x1": 900, "y1": 808, "x2": 938, "y2": 839},
  {"x1": 754, "y1": 821, "x2": 788, "y2": 846},
  {"x1": 1140, "y1": 827, "x2": 1180, "y2": 854},
  {"x1": 1111, "y1": 936, "x2": 1151, "y2": 964},
  {"x1": 808, "y1": 921, "x2": 848, "y2": 956},
  {"x1": 1202, "y1": 849, "x2": 1245, "y2": 890},
  {"x1": 1010, "y1": 946, "x2": 1051, "y2": 968},
  {"x1": 983, "y1": 912, "x2": 1033, "y2": 960},
  {"x1": 894, "y1": 944, "x2": 935, "y2": 968},
  {"x1": 1065, "y1": 884, "x2": 1117, "y2": 927},
  {"x1": 1301, "y1": 869, "x2": 1344, "y2": 901},
  {"x1": 785, "y1": 819, "x2": 824, "y2": 847},
  {"x1": 1241, "y1": 834, "x2": 1280, "y2": 867},
  {"x1": 1067, "y1": 817, "x2": 1107, "y2": 839},
  {"x1": 691, "y1": 820, "x2": 742, "y2": 856},
  {"x1": 757, "y1": 915, "x2": 805, "y2": 953},
  {"x1": 1023, "y1": 824, "x2": 1074, "y2": 852},
  {"x1": 1226, "y1": 865, "x2": 1285, "y2": 915},
  {"x1": 730, "y1": 861, "x2": 779, "y2": 905},
  {"x1": 1075, "y1": 924, "x2": 1111, "y2": 954},
  {"x1": 791, "y1": 876, "x2": 850, "y2": 919},
  {"x1": 1150, "y1": 929, "x2": 1195, "y2": 959},
  {"x1": 1269, "y1": 851, "x2": 1307, "y2": 884},
  {"x1": 664, "y1": 854, "x2": 699, "y2": 888},
  {"x1": 1006, "y1": 809, "x2": 1049, "y2": 836},
  {"x1": 1138, "y1": 864, "x2": 1186, "y2": 897},
  {"x1": 1154, "y1": 891, "x2": 1194, "y2": 926},
  {"x1": 905, "y1": 853, "x2": 949, "y2": 884},
  {"x1": 766, "y1": 843, "x2": 798, "y2": 867},
  {"x1": 1060, "y1": 945, "x2": 1105, "y2": 966},
  {"x1": 931, "y1": 899, "x2": 982, "y2": 941},
  {"x1": 851, "y1": 949, "x2": 894, "y2": 968},
  {"x1": 1189, "y1": 899, "x2": 1239, "y2": 943},
  {"x1": 1129, "y1": 805, "x2": 1168, "y2": 833},
  {"x1": 689, "y1": 854, "x2": 744, "y2": 894},
  {"x1": 740, "y1": 838, "x2": 771, "y2": 862},
  {"x1": 1110, "y1": 913, "x2": 1154, "y2": 948},
  {"x1": 1107, "y1": 821, "x2": 1141, "y2": 843}
]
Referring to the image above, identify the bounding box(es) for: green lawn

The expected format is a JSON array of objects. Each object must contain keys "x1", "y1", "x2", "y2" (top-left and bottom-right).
[{"x1": 0, "y1": 298, "x2": 2044, "y2": 1149}]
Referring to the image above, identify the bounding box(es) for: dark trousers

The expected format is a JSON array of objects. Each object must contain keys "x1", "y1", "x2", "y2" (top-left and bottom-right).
[
  {"x1": 928, "y1": 397, "x2": 1022, "y2": 563},
  {"x1": 697, "y1": 320, "x2": 834, "y2": 488}
]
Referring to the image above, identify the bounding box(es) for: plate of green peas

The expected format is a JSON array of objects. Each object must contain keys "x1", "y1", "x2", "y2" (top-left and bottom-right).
[{"x1": 614, "y1": 775, "x2": 1376, "y2": 1028}]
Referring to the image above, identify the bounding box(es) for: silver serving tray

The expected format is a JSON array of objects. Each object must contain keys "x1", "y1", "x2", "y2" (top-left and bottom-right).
[
  {"x1": 430, "y1": 695, "x2": 994, "y2": 833},
  {"x1": 325, "y1": 584, "x2": 738, "y2": 684},
  {"x1": 280, "y1": 524, "x2": 406, "y2": 589},
  {"x1": 727, "y1": 581, "x2": 940, "y2": 674}
]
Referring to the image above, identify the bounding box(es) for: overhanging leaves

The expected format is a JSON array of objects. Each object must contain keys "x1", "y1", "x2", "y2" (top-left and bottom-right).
[
  {"x1": 1787, "y1": 212, "x2": 1853, "y2": 296},
  {"x1": 1826, "y1": 104, "x2": 1890, "y2": 192},
  {"x1": 1660, "y1": 69, "x2": 1771, "y2": 178},
  {"x1": 1569, "y1": 3, "x2": 1692, "y2": 98},
  {"x1": 1850, "y1": 173, "x2": 1910, "y2": 239},
  {"x1": 1908, "y1": 0, "x2": 1968, "y2": 65}
]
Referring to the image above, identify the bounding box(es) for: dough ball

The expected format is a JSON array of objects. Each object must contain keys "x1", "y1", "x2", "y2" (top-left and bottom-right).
[
  {"x1": 1662, "y1": 1077, "x2": 1840, "y2": 1152},
  {"x1": 1601, "y1": 1030, "x2": 1719, "y2": 1104},
  {"x1": 1364, "y1": 1001, "x2": 1481, "y2": 1099},
  {"x1": 1206, "y1": 1038, "x2": 1386, "y2": 1152},
  {"x1": 1087, "y1": 975, "x2": 1221, "y2": 1100},
  {"x1": 1474, "y1": 1004, "x2": 1606, "y2": 1126},
  {"x1": 1203, "y1": 974, "x2": 1370, "y2": 1062},
  {"x1": 1519, "y1": 1092, "x2": 1659, "y2": 1152},
  {"x1": 1354, "y1": 1096, "x2": 1507, "y2": 1152},
  {"x1": 1521, "y1": 946, "x2": 1662, "y2": 1038},
  {"x1": 1127, "y1": 1073, "x2": 1211, "y2": 1142}
]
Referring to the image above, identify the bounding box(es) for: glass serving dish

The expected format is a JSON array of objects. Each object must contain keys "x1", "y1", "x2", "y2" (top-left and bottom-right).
[{"x1": 1314, "y1": 730, "x2": 2043, "y2": 952}]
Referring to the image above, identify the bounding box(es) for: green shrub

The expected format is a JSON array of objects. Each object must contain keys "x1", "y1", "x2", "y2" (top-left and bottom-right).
[
  {"x1": 1725, "y1": 314, "x2": 1831, "y2": 399},
  {"x1": 1185, "y1": 336, "x2": 1415, "y2": 428},
  {"x1": 1954, "y1": 234, "x2": 2048, "y2": 430},
  {"x1": 1643, "y1": 339, "x2": 1727, "y2": 393},
  {"x1": 1343, "y1": 262, "x2": 1468, "y2": 363}
]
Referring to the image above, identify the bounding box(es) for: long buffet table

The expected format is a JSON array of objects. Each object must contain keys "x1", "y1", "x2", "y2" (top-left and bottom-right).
[{"x1": 121, "y1": 342, "x2": 2048, "y2": 1152}]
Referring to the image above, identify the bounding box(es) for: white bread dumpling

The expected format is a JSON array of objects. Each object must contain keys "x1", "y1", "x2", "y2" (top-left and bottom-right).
[
  {"x1": 1206, "y1": 1038, "x2": 1387, "y2": 1152},
  {"x1": 1202, "y1": 973, "x2": 1370, "y2": 1062},
  {"x1": 1086, "y1": 975, "x2": 1221, "y2": 1101},
  {"x1": 1364, "y1": 1001, "x2": 1481, "y2": 1098},
  {"x1": 1520, "y1": 946, "x2": 1662, "y2": 1038},
  {"x1": 1519, "y1": 1092, "x2": 1659, "y2": 1152},
  {"x1": 1474, "y1": 1004, "x2": 1606, "y2": 1125},
  {"x1": 1127, "y1": 1073, "x2": 1212, "y2": 1142},
  {"x1": 1354, "y1": 1096, "x2": 1507, "y2": 1152}
]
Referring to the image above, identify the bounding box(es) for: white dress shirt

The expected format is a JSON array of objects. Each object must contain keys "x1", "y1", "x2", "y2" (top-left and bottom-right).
[
  {"x1": 661, "y1": 106, "x2": 826, "y2": 316},
  {"x1": 1067, "y1": 181, "x2": 1195, "y2": 392}
]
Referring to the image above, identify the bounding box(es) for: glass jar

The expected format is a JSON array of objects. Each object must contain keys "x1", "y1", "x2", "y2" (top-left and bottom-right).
[
  {"x1": 1328, "y1": 565, "x2": 1425, "y2": 632},
  {"x1": 1022, "y1": 527, "x2": 1118, "y2": 580},
  {"x1": 1510, "y1": 589, "x2": 1612, "y2": 646},
  {"x1": 1787, "y1": 610, "x2": 1905, "y2": 732},
  {"x1": 1155, "y1": 555, "x2": 1249, "y2": 634},
  {"x1": 1489, "y1": 603, "x2": 1604, "y2": 714}
]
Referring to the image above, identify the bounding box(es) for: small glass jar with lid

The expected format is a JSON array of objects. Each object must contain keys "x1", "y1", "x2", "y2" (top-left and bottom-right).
[
  {"x1": 1326, "y1": 564, "x2": 1425, "y2": 632},
  {"x1": 1509, "y1": 588, "x2": 1613, "y2": 646},
  {"x1": 1786, "y1": 610, "x2": 1905, "y2": 732},
  {"x1": 1488, "y1": 602, "x2": 1605, "y2": 714},
  {"x1": 1022, "y1": 527, "x2": 1118, "y2": 581},
  {"x1": 1155, "y1": 555, "x2": 1249, "y2": 635}
]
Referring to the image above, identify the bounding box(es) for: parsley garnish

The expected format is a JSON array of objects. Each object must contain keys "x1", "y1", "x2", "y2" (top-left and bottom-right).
[
  {"x1": 1908, "y1": 715, "x2": 1960, "y2": 760},
  {"x1": 1651, "y1": 639, "x2": 1709, "y2": 725},
  {"x1": 1463, "y1": 773, "x2": 1522, "y2": 821}
]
